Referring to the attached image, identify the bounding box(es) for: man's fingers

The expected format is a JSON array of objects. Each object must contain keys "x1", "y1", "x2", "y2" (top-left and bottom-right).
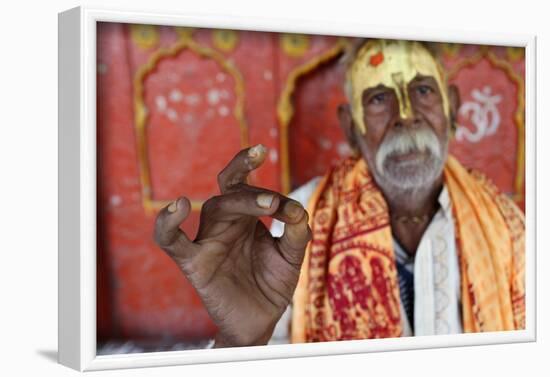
[
  {"x1": 217, "y1": 144, "x2": 267, "y2": 194},
  {"x1": 277, "y1": 210, "x2": 312, "y2": 268},
  {"x1": 222, "y1": 183, "x2": 307, "y2": 225},
  {"x1": 202, "y1": 185, "x2": 308, "y2": 225},
  {"x1": 154, "y1": 197, "x2": 196, "y2": 259},
  {"x1": 272, "y1": 198, "x2": 308, "y2": 225},
  {"x1": 202, "y1": 190, "x2": 282, "y2": 222}
]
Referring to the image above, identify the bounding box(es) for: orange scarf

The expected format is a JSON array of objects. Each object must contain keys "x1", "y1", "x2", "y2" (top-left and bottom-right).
[{"x1": 291, "y1": 155, "x2": 525, "y2": 342}]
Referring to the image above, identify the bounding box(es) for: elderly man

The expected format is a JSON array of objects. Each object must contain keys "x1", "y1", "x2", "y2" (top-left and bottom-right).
[{"x1": 154, "y1": 39, "x2": 525, "y2": 347}]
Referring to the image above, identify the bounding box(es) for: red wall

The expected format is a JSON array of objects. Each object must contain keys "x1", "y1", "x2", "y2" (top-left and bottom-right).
[{"x1": 97, "y1": 23, "x2": 525, "y2": 344}]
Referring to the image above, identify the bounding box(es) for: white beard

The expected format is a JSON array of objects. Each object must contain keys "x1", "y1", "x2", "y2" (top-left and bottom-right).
[{"x1": 371, "y1": 127, "x2": 448, "y2": 200}]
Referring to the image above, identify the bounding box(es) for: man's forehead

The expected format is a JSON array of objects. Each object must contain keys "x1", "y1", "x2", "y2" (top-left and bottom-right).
[
  {"x1": 351, "y1": 40, "x2": 437, "y2": 75},
  {"x1": 347, "y1": 39, "x2": 450, "y2": 133}
]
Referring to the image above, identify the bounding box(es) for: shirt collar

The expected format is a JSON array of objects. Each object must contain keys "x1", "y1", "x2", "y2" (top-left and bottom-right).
[{"x1": 438, "y1": 185, "x2": 453, "y2": 220}]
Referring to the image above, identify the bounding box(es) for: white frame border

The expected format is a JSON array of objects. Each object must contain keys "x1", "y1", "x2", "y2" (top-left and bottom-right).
[{"x1": 58, "y1": 6, "x2": 537, "y2": 371}]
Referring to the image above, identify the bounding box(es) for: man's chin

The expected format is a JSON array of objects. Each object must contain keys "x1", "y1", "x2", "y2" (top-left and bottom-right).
[
  {"x1": 381, "y1": 174, "x2": 430, "y2": 191},
  {"x1": 378, "y1": 160, "x2": 442, "y2": 192},
  {"x1": 385, "y1": 161, "x2": 428, "y2": 179}
]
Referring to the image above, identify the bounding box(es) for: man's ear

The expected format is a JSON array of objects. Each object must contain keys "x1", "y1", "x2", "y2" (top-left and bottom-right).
[
  {"x1": 448, "y1": 84, "x2": 461, "y2": 126},
  {"x1": 337, "y1": 103, "x2": 358, "y2": 151}
]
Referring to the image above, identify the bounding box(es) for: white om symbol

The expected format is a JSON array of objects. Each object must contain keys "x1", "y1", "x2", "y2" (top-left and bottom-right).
[{"x1": 455, "y1": 86, "x2": 502, "y2": 143}]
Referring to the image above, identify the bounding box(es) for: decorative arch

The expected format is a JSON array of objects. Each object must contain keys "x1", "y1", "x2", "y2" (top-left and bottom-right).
[
  {"x1": 133, "y1": 32, "x2": 249, "y2": 213},
  {"x1": 277, "y1": 38, "x2": 349, "y2": 194},
  {"x1": 447, "y1": 46, "x2": 525, "y2": 203}
]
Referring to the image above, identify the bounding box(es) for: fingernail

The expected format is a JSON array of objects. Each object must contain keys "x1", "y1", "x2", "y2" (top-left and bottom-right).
[
  {"x1": 248, "y1": 144, "x2": 266, "y2": 159},
  {"x1": 168, "y1": 199, "x2": 178, "y2": 213},
  {"x1": 284, "y1": 201, "x2": 303, "y2": 218},
  {"x1": 256, "y1": 193, "x2": 274, "y2": 209}
]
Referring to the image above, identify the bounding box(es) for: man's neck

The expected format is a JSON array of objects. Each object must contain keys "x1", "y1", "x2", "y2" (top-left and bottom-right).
[{"x1": 381, "y1": 175, "x2": 444, "y2": 256}]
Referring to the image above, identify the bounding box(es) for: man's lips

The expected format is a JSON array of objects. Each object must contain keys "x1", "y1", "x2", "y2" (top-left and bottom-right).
[{"x1": 389, "y1": 150, "x2": 427, "y2": 162}]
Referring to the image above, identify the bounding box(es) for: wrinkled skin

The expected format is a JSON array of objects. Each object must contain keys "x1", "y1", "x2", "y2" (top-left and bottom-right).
[{"x1": 154, "y1": 146, "x2": 311, "y2": 347}]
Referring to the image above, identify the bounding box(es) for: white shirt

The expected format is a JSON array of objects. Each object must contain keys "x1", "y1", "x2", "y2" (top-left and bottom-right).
[{"x1": 269, "y1": 177, "x2": 463, "y2": 344}]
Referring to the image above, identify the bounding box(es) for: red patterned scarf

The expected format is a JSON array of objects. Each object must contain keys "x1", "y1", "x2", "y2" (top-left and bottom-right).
[{"x1": 291, "y1": 155, "x2": 525, "y2": 342}]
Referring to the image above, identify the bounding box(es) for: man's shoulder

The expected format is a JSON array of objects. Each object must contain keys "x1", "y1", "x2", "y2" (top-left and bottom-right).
[
  {"x1": 463, "y1": 166, "x2": 525, "y2": 226},
  {"x1": 466, "y1": 167, "x2": 501, "y2": 196}
]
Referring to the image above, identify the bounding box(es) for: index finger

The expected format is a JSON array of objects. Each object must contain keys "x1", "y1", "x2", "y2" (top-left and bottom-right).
[{"x1": 217, "y1": 144, "x2": 267, "y2": 194}]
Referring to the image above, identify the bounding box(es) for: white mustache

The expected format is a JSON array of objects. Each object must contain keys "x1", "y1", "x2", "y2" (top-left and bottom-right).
[{"x1": 376, "y1": 128, "x2": 441, "y2": 173}]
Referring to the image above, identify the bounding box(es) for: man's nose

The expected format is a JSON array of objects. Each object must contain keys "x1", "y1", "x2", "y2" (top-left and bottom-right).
[{"x1": 393, "y1": 113, "x2": 421, "y2": 129}]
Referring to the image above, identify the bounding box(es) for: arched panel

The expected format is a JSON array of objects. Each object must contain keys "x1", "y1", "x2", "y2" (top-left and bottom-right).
[
  {"x1": 134, "y1": 35, "x2": 248, "y2": 213},
  {"x1": 277, "y1": 38, "x2": 348, "y2": 193}
]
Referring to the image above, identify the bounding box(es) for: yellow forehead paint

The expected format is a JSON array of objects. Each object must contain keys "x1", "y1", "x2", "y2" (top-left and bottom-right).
[{"x1": 346, "y1": 39, "x2": 450, "y2": 134}]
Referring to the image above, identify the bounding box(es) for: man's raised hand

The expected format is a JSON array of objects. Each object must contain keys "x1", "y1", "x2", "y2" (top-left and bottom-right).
[{"x1": 153, "y1": 145, "x2": 311, "y2": 347}]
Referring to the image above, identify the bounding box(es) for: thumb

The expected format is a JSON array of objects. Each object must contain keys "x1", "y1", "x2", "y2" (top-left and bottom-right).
[{"x1": 277, "y1": 208, "x2": 312, "y2": 268}]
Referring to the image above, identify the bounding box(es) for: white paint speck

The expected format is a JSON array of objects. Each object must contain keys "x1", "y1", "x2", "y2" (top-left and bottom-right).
[
  {"x1": 207, "y1": 89, "x2": 221, "y2": 105},
  {"x1": 269, "y1": 128, "x2": 278, "y2": 138},
  {"x1": 166, "y1": 108, "x2": 178, "y2": 122},
  {"x1": 110, "y1": 195, "x2": 122, "y2": 206},
  {"x1": 169, "y1": 89, "x2": 183, "y2": 102},
  {"x1": 269, "y1": 149, "x2": 278, "y2": 163},
  {"x1": 337, "y1": 142, "x2": 352, "y2": 157},
  {"x1": 184, "y1": 94, "x2": 200, "y2": 106},
  {"x1": 218, "y1": 106, "x2": 229, "y2": 117},
  {"x1": 155, "y1": 95, "x2": 167, "y2": 112},
  {"x1": 216, "y1": 73, "x2": 226, "y2": 83},
  {"x1": 263, "y1": 70, "x2": 273, "y2": 81}
]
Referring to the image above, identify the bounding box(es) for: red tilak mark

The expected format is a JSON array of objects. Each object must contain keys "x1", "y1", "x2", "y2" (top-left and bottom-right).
[{"x1": 370, "y1": 52, "x2": 384, "y2": 67}]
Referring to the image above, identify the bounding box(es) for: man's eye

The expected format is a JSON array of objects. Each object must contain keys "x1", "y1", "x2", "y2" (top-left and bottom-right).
[
  {"x1": 416, "y1": 85, "x2": 433, "y2": 95},
  {"x1": 369, "y1": 93, "x2": 387, "y2": 104}
]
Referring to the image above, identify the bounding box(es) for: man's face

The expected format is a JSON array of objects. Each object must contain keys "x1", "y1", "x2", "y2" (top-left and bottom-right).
[{"x1": 354, "y1": 73, "x2": 451, "y2": 194}]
